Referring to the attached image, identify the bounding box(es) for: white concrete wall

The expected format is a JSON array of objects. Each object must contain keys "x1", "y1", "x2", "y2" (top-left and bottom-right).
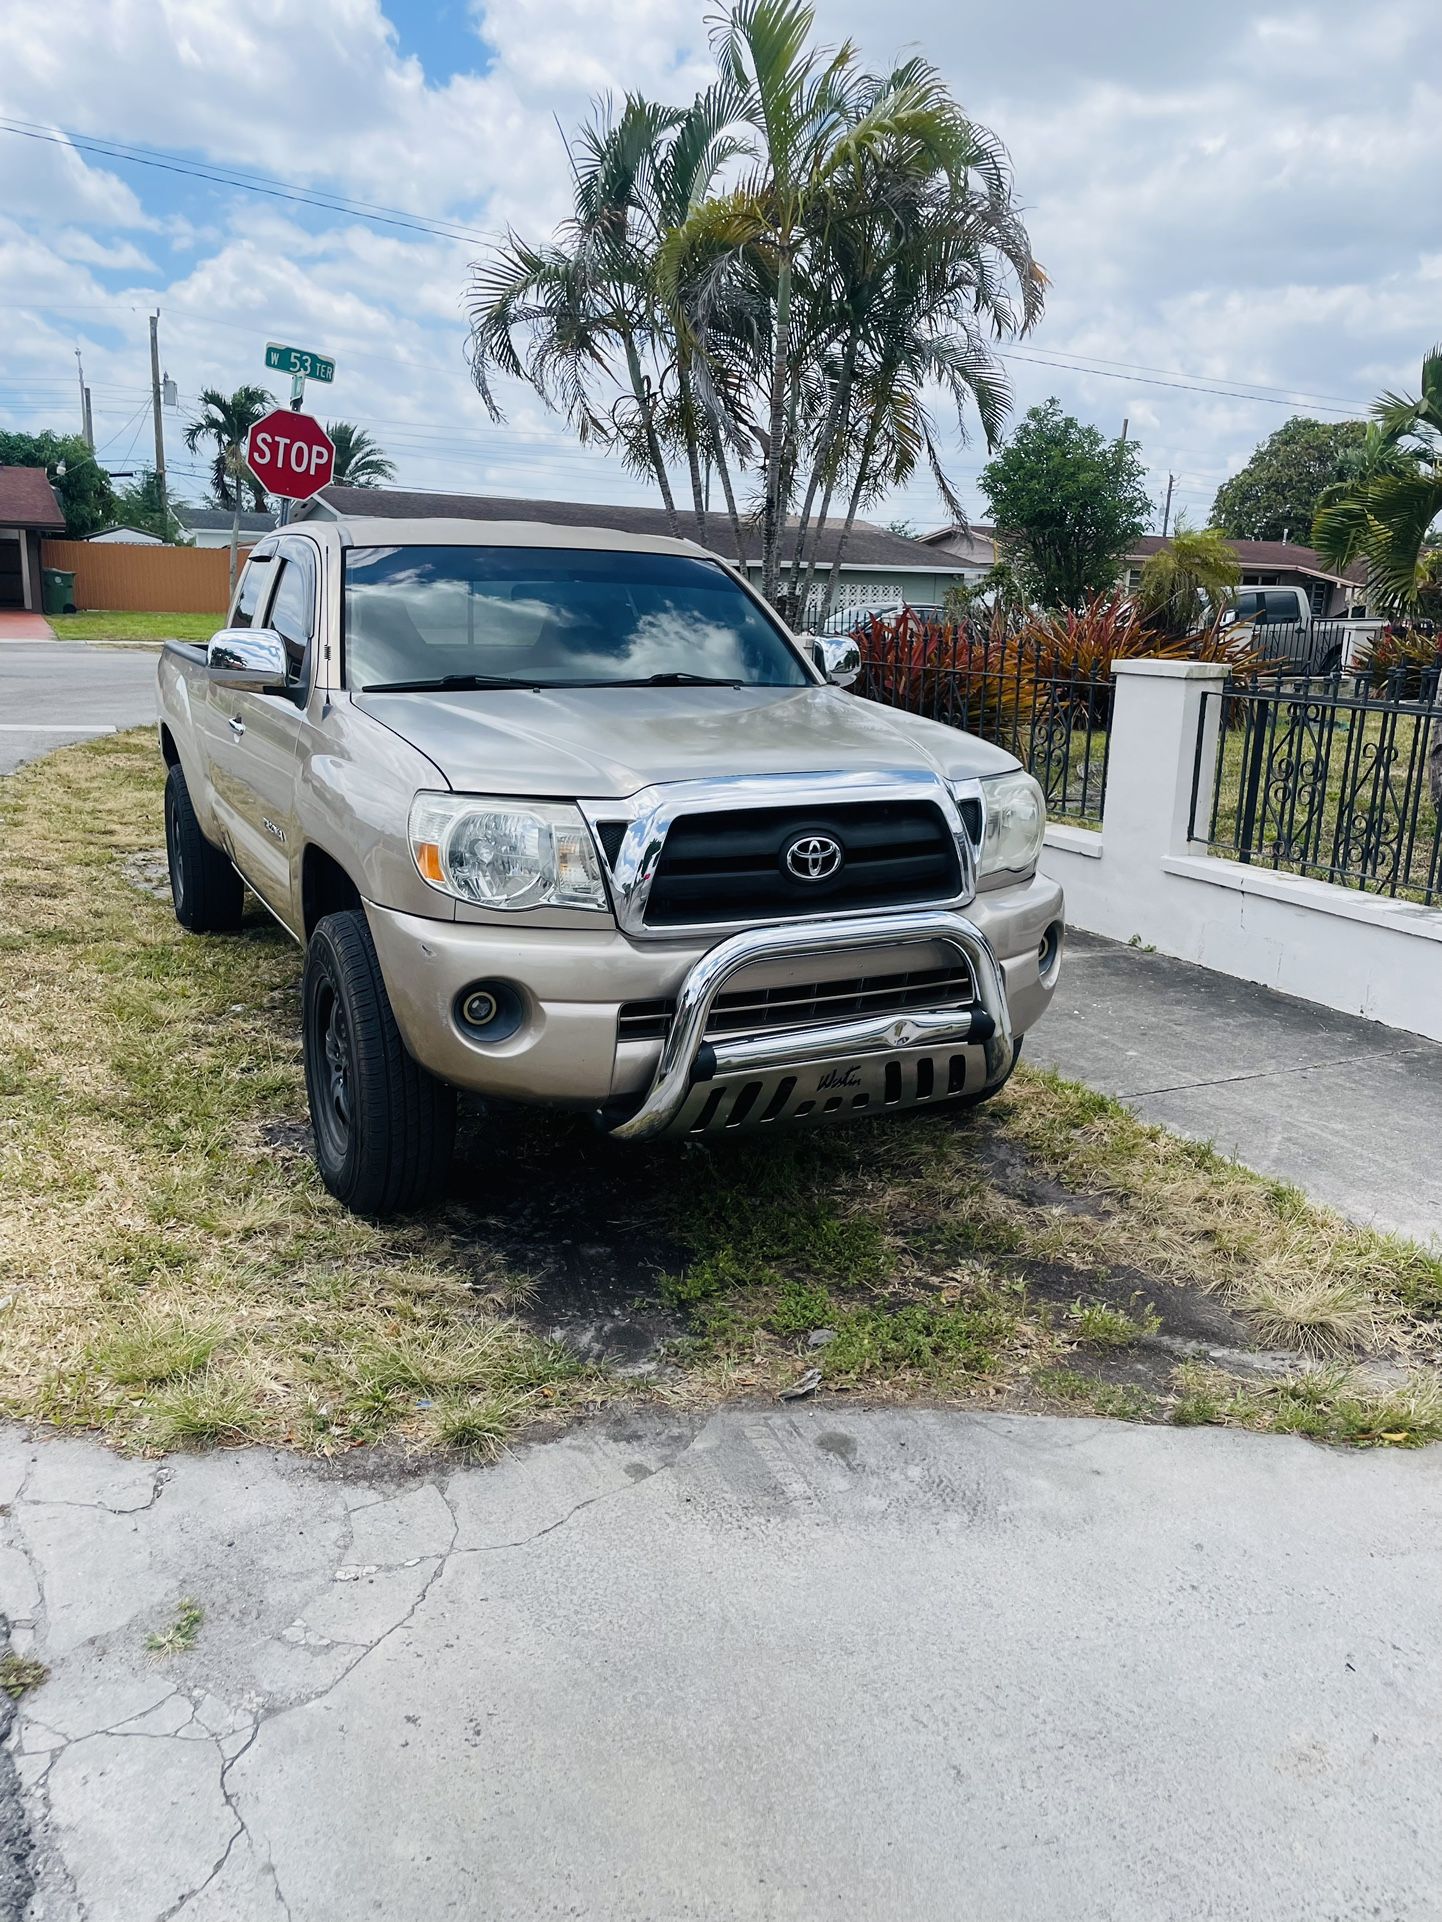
[{"x1": 1039, "y1": 659, "x2": 1442, "y2": 1042}]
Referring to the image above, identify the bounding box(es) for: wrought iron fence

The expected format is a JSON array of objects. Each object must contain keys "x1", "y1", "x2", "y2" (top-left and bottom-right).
[
  {"x1": 855, "y1": 622, "x2": 1111, "y2": 822},
  {"x1": 1191, "y1": 664, "x2": 1442, "y2": 905}
]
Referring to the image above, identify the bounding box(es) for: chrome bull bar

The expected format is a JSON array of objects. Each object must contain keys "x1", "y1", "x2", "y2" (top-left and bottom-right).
[{"x1": 603, "y1": 910, "x2": 1012, "y2": 1142}]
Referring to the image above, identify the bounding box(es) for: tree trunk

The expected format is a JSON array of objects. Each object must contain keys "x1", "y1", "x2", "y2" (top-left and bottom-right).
[
  {"x1": 819, "y1": 407, "x2": 883, "y2": 627},
  {"x1": 677, "y1": 359, "x2": 708, "y2": 546},
  {"x1": 760, "y1": 248, "x2": 793, "y2": 606},
  {"x1": 227, "y1": 450, "x2": 242, "y2": 599},
  {"x1": 622, "y1": 333, "x2": 680, "y2": 539},
  {"x1": 711, "y1": 437, "x2": 746, "y2": 572}
]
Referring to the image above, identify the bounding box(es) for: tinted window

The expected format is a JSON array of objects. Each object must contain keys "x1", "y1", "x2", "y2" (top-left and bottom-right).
[
  {"x1": 1261, "y1": 591, "x2": 1300, "y2": 624},
  {"x1": 268, "y1": 554, "x2": 315, "y2": 687},
  {"x1": 1234, "y1": 592, "x2": 1261, "y2": 620},
  {"x1": 230, "y1": 555, "x2": 273, "y2": 630},
  {"x1": 343, "y1": 546, "x2": 809, "y2": 691}
]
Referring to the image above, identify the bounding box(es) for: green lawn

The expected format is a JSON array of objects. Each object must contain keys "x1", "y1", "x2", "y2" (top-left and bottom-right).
[{"x1": 49, "y1": 611, "x2": 220, "y2": 647}]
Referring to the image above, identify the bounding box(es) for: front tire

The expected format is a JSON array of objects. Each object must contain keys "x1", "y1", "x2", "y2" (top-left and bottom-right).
[
  {"x1": 164, "y1": 763, "x2": 244, "y2": 933},
  {"x1": 302, "y1": 909, "x2": 456, "y2": 1216}
]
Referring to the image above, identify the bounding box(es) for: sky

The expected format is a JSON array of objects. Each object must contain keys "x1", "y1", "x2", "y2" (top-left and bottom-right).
[{"x1": 0, "y1": 0, "x2": 1436, "y2": 536}]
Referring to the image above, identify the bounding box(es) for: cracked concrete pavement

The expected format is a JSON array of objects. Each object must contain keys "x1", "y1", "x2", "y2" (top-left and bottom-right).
[{"x1": 1, "y1": 1409, "x2": 1439, "y2": 1921}]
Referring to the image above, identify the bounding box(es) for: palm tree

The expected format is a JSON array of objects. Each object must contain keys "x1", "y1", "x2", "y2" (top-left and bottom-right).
[
  {"x1": 326, "y1": 422, "x2": 397, "y2": 488},
  {"x1": 1313, "y1": 346, "x2": 1442, "y2": 612},
  {"x1": 183, "y1": 385, "x2": 273, "y2": 593},
  {"x1": 468, "y1": 96, "x2": 688, "y2": 537}
]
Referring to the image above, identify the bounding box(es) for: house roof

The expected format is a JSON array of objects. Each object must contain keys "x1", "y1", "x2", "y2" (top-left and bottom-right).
[
  {"x1": 86, "y1": 524, "x2": 163, "y2": 543},
  {"x1": 0, "y1": 466, "x2": 64, "y2": 530},
  {"x1": 301, "y1": 485, "x2": 963, "y2": 572},
  {"x1": 1126, "y1": 535, "x2": 1365, "y2": 586},
  {"x1": 175, "y1": 506, "x2": 277, "y2": 534},
  {"x1": 918, "y1": 521, "x2": 996, "y2": 545}
]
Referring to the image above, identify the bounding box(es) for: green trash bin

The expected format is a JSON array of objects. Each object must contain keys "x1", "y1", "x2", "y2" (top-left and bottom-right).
[{"x1": 41, "y1": 568, "x2": 76, "y2": 616}]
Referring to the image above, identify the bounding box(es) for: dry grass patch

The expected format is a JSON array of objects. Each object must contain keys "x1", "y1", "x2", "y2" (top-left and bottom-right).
[{"x1": 3, "y1": 732, "x2": 1440, "y2": 1457}]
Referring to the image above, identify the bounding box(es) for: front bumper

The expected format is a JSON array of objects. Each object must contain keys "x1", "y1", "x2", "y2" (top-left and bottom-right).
[
  {"x1": 363, "y1": 867, "x2": 1063, "y2": 1118},
  {"x1": 605, "y1": 910, "x2": 1012, "y2": 1139}
]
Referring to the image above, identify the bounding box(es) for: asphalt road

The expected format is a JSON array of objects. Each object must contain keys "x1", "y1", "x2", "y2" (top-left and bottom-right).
[
  {"x1": 0, "y1": 641, "x2": 158, "y2": 773},
  {"x1": 3, "y1": 1408, "x2": 1438, "y2": 1921}
]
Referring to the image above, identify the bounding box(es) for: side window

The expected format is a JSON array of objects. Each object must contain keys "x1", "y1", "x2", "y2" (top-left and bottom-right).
[
  {"x1": 1262, "y1": 590, "x2": 1299, "y2": 625},
  {"x1": 1234, "y1": 591, "x2": 1261, "y2": 620},
  {"x1": 267, "y1": 552, "x2": 316, "y2": 690},
  {"x1": 230, "y1": 555, "x2": 273, "y2": 629}
]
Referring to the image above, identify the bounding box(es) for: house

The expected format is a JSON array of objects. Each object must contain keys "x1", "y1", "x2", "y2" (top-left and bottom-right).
[
  {"x1": 294, "y1": 485, "x2": 973, "y2": 622},
  {"x1": 1120, "y1": 537, "x2": 1367, "y2": 616},
  {"x1": 916, "y1": 521, "x2": 1004, "y2": 580},
  {"x1": 0, "y1": 466, "x2": 65, "y2": 611},
  {"x1": 85, "y1": 525, "x2": 164, "y2": 546},
  {"x1": 174, "y1": 505, "x2": 277, "y2": 549}
]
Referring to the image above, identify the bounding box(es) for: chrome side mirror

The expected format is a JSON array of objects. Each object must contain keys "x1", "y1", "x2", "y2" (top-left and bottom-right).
[
  {"x1": 810, "y1": 634, "x2": 862, "y2": 687},
  {"x1": 207, "y1": 627, "x2": 288, "y2": 693}
]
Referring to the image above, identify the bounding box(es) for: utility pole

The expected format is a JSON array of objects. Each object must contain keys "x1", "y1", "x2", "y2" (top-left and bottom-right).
[
  {"x1": 1161, "y1": 472, "x2": 1175, "y2": 538},
  {"x1": 149, "y1": 311, "x2": 169, "y2": 538},
  {"x1": 1120, "y1": 417, "x2": 1128, "y2": 444},
  {"x1": 75, "y1": 349, "x2": 93, "y2": 450}
]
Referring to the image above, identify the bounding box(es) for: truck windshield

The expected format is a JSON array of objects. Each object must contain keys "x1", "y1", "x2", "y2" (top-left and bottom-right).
[{"x1": 344, "y1": 545, "x2": 810, "y2": 691}]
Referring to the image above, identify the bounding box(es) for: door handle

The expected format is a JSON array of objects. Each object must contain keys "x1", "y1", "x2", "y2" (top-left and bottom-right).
[{"x1": 228, "y1": 715, "x2": 245, "y2": 737}]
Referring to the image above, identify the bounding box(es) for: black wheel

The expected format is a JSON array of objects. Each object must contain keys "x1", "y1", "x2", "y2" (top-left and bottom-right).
[
  {"x1": 164, "y1": 763, "x2": 244, "y2": 933},
  {"x1": 302, "y1": 909, "x2": 456, "y2": 1216},
  {"x1": 954, "y1": 1036, "x2": 1024, "y2": 1109}
]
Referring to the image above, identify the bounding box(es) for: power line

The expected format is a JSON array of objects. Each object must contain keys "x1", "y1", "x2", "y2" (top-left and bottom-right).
[
  {"x1": 0, "y1": 119, "x2": 501, "y2": 250},
  {"x1": 995, "y1": 349, "x2": 1368, "y2": 417}
]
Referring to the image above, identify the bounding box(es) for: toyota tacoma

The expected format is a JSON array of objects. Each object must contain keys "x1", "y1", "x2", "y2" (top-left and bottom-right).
[{"x1": 156, "y1": 517, "x2": 1063, "y2": 1215}]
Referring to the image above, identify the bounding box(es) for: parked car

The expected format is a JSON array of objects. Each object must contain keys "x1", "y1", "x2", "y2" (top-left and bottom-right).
[
  {"x1": 157, "y1": 519, "x2": 1064, "y2": 1215},
  {"x1": 817, "y1": 600, "x2": 949, "y2": 636},
  {"x1": 1220, "y1": 586, "x2": 1382, "y2": 673}
]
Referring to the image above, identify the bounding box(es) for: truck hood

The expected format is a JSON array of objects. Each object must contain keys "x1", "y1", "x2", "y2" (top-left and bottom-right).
[{"x1": 352, "y1": 683, "x2": 1018, "y2": 799}]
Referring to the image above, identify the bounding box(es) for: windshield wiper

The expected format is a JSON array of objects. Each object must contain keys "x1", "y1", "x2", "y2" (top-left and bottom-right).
[
  {"x1": 604, "y1": 671, "x2": 745, "y2": 687},
  {"x1": 360, "y1": 674, "x2": 555, "y2": 692}
]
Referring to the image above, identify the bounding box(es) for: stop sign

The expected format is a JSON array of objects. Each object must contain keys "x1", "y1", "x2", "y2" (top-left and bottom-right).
[{"x1": 244, "y1": 409, "x2": 335, "y2": 501}]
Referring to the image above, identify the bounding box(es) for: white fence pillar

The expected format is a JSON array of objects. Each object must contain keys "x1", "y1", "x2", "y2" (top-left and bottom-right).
[{"x1": 1102, "y1": 659, "x2": 1228, "y2": 864}]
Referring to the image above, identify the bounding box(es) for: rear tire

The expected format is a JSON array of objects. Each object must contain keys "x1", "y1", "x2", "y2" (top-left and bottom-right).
[
  {"x1": 302, "y1": 908, "x2": 457, "y2": 1216},
  {"x1": 164, "y1": 763, "x2": 244, "y2": 933}
]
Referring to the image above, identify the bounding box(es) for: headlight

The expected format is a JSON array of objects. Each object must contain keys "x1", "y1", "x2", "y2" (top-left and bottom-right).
[
  {"x1": 977, "y1": 770, "x2": 1046, "y2": 876},
  {"x1": 408, "y1": 793, "x2": 606, "y2": 911}
]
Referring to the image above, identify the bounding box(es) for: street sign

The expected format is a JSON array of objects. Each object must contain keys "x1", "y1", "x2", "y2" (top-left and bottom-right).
[
  {"x1": 244, "y1": 409, "x2": 335, "y2": 501},
  {"x1": 264, "y1": 342, "x2": 336, "y2": 383}
]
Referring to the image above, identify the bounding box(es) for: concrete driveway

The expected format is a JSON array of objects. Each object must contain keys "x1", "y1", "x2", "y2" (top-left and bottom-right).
[
  {"x1": 3, "y1": 1408, "x2": 1438, "y2": 1921},
  {"x1": 0, "y1": 640, "x2": 157, "y2": 774}
]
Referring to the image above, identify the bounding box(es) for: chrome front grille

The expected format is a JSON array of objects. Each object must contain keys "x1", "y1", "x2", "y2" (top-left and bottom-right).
[{"x1": 617, "y1": 962, "x2": 974, "y2": 1045}]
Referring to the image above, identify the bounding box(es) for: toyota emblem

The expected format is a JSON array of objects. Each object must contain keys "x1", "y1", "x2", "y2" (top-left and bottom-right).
[{"x1": 783, "y1": 832, "x2": 844, "y2": 882}]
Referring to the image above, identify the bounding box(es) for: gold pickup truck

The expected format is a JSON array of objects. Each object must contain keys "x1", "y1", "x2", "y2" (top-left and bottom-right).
[{"x1": 157, "y1": 517, "x2": 1064, "y2": 1216}]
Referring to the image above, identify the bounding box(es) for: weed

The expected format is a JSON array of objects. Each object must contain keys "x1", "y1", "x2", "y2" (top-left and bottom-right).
[
  {"x1": 146, "y1": 1599, "x2": 204, "y2": 1655},
  {"x1": 1170, "y1": 1363, "x2": 1442, "y2": 1447},
  {"x1": 1067, "y1": 1298, "x2": 1160, "y2": 1348},
  {"x1": 0, "y1": 1653, "x2": 48, "y2": 1699},
  {"x1": 430, "y1": 1392, "x2": 527, "y2": 1461}
]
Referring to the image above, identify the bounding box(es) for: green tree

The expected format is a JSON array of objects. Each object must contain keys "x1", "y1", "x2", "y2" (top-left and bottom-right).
[
  {"x1": 1210, "y1": 417, "x2": 1367, "y2": 543},
  {"x1": 979, "y1": 400, "x2": 1150, "y2": 609},
  {"x1": 1312, "y1": 346, "x2": 1442, "y2": 612},
  {"x1": 0, "y1": 429, "x2": 116, "y2": 537},
  {"x1": 1134, "y1": 522, "x2": 1240, "y2": 638},
  {"x1": 326, "y1": 422, "x2": 397, "y2": 487},
  {"x1": 112, "y1": 467, "x2": 184, "y2": 542},
  {"x1": 183, "y1": 386, "x2": 273, "y2": 593}
]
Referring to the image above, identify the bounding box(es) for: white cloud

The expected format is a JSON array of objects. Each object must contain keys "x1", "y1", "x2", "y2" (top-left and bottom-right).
[{"x1": 0, "y1": 0, "x2": 1435, "y2": 533}]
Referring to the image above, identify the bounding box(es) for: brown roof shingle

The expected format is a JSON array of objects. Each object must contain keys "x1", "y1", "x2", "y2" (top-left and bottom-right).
[
  {"x1": 1126, "y1": 535, "x2": 1364, "y2": 585},
  {"x1": 0, "y1": 467, "x2": 64, "y2": 530},
  {"x1": 307, "y1": 485, "x2": 958, "y2": 571}
]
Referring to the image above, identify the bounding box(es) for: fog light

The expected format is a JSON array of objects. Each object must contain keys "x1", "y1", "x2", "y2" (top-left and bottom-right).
[{"x1": 455, "y1": 980, "x2": 524, "y2": 1042}]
